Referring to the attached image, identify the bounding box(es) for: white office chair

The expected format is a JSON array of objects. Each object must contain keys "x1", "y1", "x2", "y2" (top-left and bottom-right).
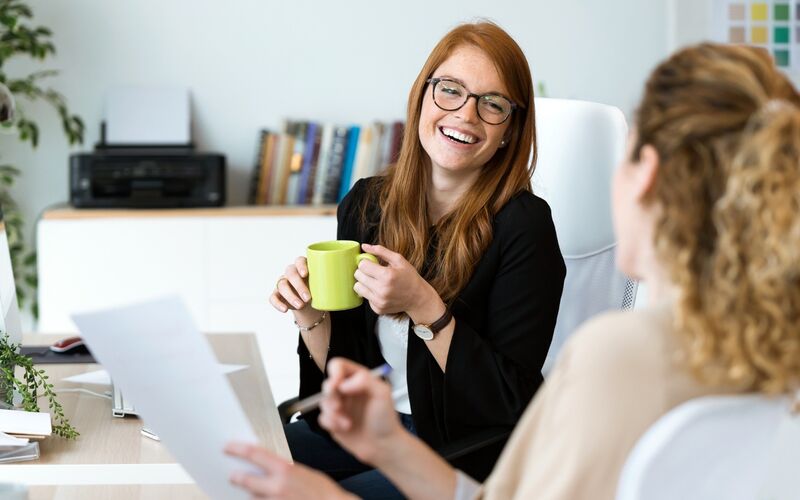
[
  {"x1": 617, "y1": 394, "x2": 800, "y2": 500},
  {"x1": 532, "y1": 97, "x2": 637, "y2": 373}
]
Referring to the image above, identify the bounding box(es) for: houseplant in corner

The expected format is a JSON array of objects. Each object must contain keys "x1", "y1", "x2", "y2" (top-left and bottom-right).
[
  {"x1": 0, "y1": 0, "x2": 84, "y2": 318},
  {"x1": 0, "y1": 83, "x2": 78, "y2": 439},
  {"x1": 0, "y1": 0, "x2": 82, "y2": 439},
  {"x1": 0, "y1": 333, "x2": 78, "y2": 439}
]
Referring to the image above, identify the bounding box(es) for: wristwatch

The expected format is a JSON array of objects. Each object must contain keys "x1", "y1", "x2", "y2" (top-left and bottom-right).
[{"x1": 412, "y1": 308, "x2": 453, "y2": 341}]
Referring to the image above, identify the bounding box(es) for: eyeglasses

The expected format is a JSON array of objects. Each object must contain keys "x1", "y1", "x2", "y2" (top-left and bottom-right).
[{"x1": 426, "y1": 78, "x2": 518, "y2": 125}]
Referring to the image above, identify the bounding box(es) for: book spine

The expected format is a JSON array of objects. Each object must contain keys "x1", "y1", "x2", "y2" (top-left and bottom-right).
[
  {"x1": 257, "y1": 132, "x2": 277, "y2": 205},
  {"x1": 286, "y1": 122, "x2": 308, "y2": 205},
  {"x1": 369, "y1": 122, "x2": 386, "y2": 177},
  {"x1": 297, "y1": 122, "x2": 319, "y2": 205},
  {"x1": 312, "y1": 124, "x2": 335, "y2": 206},
  {"x1": 390, "y1": 121, "x2": 404, "y2": 165},
  {"x1": 304, "y1": 124, "x2": 323, "y2": 204},
  {"x1": 274, "y1": 121, "x2": 297, "y2": 205},
  {"x1": 248, "y1": 129, "x2": 269, "y2": 205},
  {"x1": 262, "y1": 133, "x2": 280, "y2": 205},
  {"x1": 323, "y1": 126, "x2": 350, "y2": 204},
  {"x1": 337, "y1": 126, "x2": 361, "y2": 202}
]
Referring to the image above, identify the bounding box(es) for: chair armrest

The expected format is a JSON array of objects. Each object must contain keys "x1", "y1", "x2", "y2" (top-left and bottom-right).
[
  {"x1": 437, "y1": 427, "x2": 511, "y2": 461},
  {"x1": 278, "y1": 396, "x2": 300, "y2": 424}
]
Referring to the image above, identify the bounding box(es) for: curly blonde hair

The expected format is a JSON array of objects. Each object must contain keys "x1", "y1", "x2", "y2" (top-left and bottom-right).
[{"x1": 634, "y1": 43, "x2": 800, "y2": 393}]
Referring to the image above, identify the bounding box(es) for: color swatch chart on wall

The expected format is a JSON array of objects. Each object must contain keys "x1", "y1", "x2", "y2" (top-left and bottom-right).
[{"x1": 712, "y1": 1, "x2": 800, "y2": 71}]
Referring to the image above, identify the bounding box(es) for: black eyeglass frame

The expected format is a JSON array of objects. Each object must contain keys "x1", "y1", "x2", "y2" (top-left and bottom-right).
[{"x1": 425, "y1": 77, "x2": 521, "y2": 125}]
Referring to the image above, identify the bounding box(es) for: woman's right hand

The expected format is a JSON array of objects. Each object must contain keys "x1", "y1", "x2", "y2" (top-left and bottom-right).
[
  {"x1": 318, "y1": 358, "x2": 406, "y2": 465},
  {"x1": 270, "y1": 257, "x2": 312, "y2": 313}
]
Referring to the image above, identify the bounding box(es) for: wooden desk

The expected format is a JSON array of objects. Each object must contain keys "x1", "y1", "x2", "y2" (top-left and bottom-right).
[{"x1": 0, "y1": 334, "x2": 291, "y2": 499}]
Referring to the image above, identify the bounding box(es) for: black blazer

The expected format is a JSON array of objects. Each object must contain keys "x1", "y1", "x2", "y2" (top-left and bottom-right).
[{"x1": 298, "y1": 177, "x2": 566, "y2": 479}]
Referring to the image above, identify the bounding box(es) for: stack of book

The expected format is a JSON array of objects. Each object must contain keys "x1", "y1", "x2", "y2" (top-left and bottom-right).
[{"x1": 248, "y1": 120, "x2": 405, "y2": 206}]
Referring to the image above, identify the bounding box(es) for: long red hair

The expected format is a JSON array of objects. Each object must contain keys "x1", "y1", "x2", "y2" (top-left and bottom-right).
[{"x1": 367, "y1": 21, "x2": 536, "y2": 303}]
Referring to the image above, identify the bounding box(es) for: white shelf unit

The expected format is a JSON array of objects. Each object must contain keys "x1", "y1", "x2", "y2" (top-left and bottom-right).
[{"x1": 37, "y1": 206, "x2": 337, "y2": 404}]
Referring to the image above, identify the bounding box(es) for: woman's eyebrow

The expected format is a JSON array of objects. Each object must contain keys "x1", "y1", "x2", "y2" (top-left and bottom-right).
[
  {"x1": 433, "y1": 75, "x2": 466, "y2": 86},
  {"x1": 433, "y1": 75, "x2": 508, "y2": 97}
]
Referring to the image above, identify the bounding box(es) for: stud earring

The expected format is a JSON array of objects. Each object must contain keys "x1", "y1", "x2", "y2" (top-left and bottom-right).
[{"x1": 499, "y1": 140, "x2": 507, "y2": 147}]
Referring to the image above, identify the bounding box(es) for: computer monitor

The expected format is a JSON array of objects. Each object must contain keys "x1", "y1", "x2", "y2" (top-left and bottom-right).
[{"x1": 0, "y1": 205, "x2": 23, "y2": 346}]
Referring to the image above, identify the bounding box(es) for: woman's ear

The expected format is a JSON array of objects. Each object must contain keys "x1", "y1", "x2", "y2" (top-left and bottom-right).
[{"x1": 633, "y1": 144, "x2": 660, "y2": 201}]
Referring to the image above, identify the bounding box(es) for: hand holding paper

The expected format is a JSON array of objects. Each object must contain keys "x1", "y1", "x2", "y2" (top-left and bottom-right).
[{"x1": 71, "y1": 296, "x2": 261, "y2": 500}]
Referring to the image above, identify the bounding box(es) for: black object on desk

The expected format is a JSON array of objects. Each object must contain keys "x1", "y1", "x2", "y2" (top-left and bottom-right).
[{"x1": 19, "y1": 346, "x2": 96, "y2": 364}]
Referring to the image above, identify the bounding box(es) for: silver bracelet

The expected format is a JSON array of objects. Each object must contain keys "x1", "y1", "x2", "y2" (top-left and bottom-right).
[{"x1": 295, "y1": 311, "x2": 327, "y2": 332}]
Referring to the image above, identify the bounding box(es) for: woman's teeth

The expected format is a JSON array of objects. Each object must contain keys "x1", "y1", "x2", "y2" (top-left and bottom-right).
[{"x1": 441, "y1": 127, "x2": 477, "y2": 144}]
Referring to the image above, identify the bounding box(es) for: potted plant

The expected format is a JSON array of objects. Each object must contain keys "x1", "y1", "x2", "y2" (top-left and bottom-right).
[
  {"x1": 0, "y1": 0, "x2": 82, "y2": 440},
  {"x1": 0, "y1": 334, "x2": 77, "y2": 438}
]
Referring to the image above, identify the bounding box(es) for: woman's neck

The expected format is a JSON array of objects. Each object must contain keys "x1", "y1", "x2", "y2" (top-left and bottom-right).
[
  {"x1": 427, "y1": 167, "x2": 481, "y2": 223},
  {"x1": 636, "y1": 241, "x2": 678, "y2": 305}
]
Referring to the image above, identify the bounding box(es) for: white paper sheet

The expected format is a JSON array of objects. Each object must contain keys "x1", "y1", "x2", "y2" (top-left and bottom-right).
[
  {"x1": 105, "y1": 86, "x2": 190, "y2": 145},
  {"x1": 0, "y1": 409, "x2": 51, "y2": 437},
  {"x1": 0, "y1": 430, "x2": 29, "y2": 448},
  {"x1": 71, "y1": 296, "x2": 261, "y2": 500},
  {"x1": 62, "y1": 364, "x2": 248, "y2": 387}
]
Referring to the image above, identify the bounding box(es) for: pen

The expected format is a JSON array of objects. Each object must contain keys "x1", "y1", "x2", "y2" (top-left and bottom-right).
[
  {"x1": 285, "y1": 363, "x2": 392, "y2": 416},
  {"x1": 141, "y1": 427, "x2": 161, "y2": 441}
]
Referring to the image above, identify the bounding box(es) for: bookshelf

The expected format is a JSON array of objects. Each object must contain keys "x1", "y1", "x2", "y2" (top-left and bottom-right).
[
  {"x1": 249, "y1": 119, "x2": 404, "y2": 206},
  {"x1": 42, "y1": 205, "x2": 337, "y2": 220}
]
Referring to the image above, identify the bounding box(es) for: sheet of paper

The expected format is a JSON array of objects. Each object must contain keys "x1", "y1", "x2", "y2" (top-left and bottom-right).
[
  {"x1": 62, "y1": 364, "x2": 248, "y2": 387},
  {"x1": 0, "y1": 430, "x2": 29, "y2": 448},
  {"x1": 62, "y1": 369, "x2": 111, "y2": 386},
  {"x1": 0, "y1": 409, "x2": 52, "y2": 437},
  {"x1": 105, "y1": 86, "x2": 190, "y2": 145},
  {"x1": 71, "y1": 296, "x2": 260, "y2": 500}
]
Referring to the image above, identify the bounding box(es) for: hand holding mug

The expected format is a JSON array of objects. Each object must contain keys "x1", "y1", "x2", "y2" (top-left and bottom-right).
[
  {"x1": 306, "y1": 241, "x2": 377, "y2": 311},
  {"x1": 270, "y1": 256, "x2": 312, "y2": 313},
  {"x1": 353, "y1": 243, "x2": 435, "y2": 316}
]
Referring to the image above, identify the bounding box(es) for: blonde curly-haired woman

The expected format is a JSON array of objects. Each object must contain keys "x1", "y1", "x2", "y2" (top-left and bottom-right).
[{"x1": 226, "y1": 42, "x2": 800, "y2": 500}]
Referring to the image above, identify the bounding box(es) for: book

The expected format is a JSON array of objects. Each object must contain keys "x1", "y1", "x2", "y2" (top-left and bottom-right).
[
  {"x1": 311, "y1": 124, "x2": 335, "y2": 206},
  {"x1": 297, "y1": 122, "x2": 320, "y2": 204},
  {"x1": 369, "y1": 121, "x2": 387, "y2": 177},
  {"x1": 349, "y1": 123, "x2": 374, "y2": 189},
  {"x1": 337, "y1": 125, "x2": 361, "y2": 202},
  {"x1": 285, "y1": 122, "x2": 308, "y2": 205},
  {"x1": 247, "y1": 129, "x2": 269, "y2": 205},
  {"x1": 272, "y1": 121, "x2": 297, "y2": 205},
  {"x1": 389, "y1": 121, "x2": 404, "y2": 165},
  {"x1": 323, "y1": 125, "x2": 351, "y2": 204},
  {"x1": 0, "y1": 409, "x2": 52, "y2": 439},
  {"x1": 256, "y1": 132, "x2": 277, "y2": 205}
]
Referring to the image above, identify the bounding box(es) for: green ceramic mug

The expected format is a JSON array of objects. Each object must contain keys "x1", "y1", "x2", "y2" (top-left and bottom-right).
[{"x1": 307, "y1": 240, "x2": 378, "y2": 311}]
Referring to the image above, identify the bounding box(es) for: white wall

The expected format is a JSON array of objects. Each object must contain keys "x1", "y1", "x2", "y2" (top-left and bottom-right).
[{"x1": 0, "y1": 0, "x2": 674, "y2": 328}]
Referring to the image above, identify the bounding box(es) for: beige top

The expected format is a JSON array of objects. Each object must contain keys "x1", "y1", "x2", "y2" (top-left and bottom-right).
[{"x1": 463, "y1": 302, "x2": 737, "y2": 500}]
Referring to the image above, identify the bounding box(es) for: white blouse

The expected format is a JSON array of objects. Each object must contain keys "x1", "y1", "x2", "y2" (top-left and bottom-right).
[{"x1": 375, "y1": 314, "x2": 412, "y2": 415}]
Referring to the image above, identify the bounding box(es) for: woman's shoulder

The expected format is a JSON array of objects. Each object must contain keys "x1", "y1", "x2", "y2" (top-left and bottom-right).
[
  {"x1": 561, "y1": 304, "x2": 675, "y2": 376},
  {"x1": 494, "y1": 190, "x2": 554, "y2": 226},
  {"x1": 338, "y1": 176, "x2": 383, "y2": 216},
  {"x1": 492, "y1": 190, "x2": 558, "y2": 244}
]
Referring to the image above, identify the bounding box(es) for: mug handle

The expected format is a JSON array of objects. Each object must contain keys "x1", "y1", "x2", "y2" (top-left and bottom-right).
[{"x1": 356, "y1": 253, "x2": 378, "y2": 265}]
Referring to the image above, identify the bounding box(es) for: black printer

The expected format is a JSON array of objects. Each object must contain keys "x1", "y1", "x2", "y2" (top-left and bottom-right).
[{"x1": 70, "y1": 145, "x2": 225, "y2": 208}]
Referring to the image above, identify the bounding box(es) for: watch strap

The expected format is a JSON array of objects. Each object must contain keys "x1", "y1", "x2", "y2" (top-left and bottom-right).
[{"x1": 422, "y1": 308, "x2": 453, "y2": 335}]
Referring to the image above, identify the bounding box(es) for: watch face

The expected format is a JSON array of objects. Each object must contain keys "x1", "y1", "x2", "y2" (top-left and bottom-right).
[{"x1": 413, "y1": 325, "x2": 434, "y2": 341}]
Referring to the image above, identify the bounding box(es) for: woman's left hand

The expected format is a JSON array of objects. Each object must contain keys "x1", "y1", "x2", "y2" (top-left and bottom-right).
[
  {"x1": 225, "y1": 442, "x2": 356, "y2": 500},
  {"x1": 354, "y1": 243, "x2": 434, "y2": 315}
]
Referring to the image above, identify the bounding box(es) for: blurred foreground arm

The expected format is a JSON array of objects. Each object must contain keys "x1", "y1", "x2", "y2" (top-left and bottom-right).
[{"x1": 320, "y1": 358, "x2": 460, "y2": 500}]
